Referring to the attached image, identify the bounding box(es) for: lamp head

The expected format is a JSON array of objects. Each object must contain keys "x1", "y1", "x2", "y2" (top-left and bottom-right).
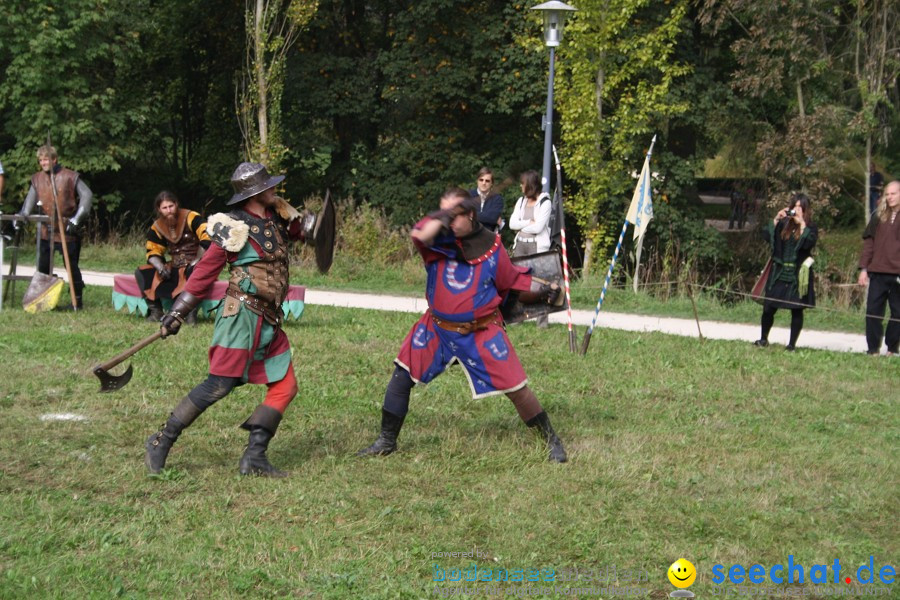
[{"x1": 531, "y1": 1, "x2": 577, "y2": 47}]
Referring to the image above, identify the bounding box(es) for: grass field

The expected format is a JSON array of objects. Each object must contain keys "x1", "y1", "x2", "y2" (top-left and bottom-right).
[{"x1": 0, "y1": 286, "x2": 896, "y2": 598}]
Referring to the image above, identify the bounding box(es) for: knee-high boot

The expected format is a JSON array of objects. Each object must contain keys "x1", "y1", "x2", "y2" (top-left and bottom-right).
[
  {"x1": 357, "y1": 409, "x2": 406, "y2": 457},
  {"x1": 525, "y1": 411, "x2": 568, "y2": 463},
  {"x1": 145, "y1": 396, "x2": 204, "y2": 473},
  {"x1": 239, "y1": 405, "x2": 287, "y2": 477},
  {"x1": 145, "y1": 299, "x2": 164, "y2": 322}
]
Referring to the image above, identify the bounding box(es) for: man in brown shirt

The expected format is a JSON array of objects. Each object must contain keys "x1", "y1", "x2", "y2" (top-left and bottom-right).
[
  {"x1": 858, "y1": 180, "x2": 900, "y2": 355},
  {"x1": 16, "y1": 145, "x2": 93, "y2": 309}
]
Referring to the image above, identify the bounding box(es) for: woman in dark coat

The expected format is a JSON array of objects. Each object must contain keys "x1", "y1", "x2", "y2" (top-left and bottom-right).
[{"x1": 754, "y1": 193, "x2": 818, "y2": 350}]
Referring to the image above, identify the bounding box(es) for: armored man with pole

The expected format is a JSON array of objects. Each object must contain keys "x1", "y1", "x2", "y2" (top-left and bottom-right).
[
  {"x1": 17, "y1": 144, "x2": 93, "y2": 309},
  {"x1": 357, "y1": 187, "x2": 568, "y2": 463},
  {"x1": 144, "y1": 162, "x2": 319, "y2": 477}
]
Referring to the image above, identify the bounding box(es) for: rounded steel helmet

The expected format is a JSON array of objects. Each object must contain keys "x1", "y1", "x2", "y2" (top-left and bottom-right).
[{"x1": 227, "y1": 162, "x2": 285, "y2": 205}]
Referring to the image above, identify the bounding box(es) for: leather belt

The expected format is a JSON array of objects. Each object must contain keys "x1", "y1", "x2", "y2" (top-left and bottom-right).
[
  {"x1": 225, "y1": 285, "x2": 281, "y2": 325},
  {"x1": 432, "y1": 310, "x2": 502, "y2": 335},
  {"x1": 517, "y1": 236, "x2": 536, "y2": 242}
]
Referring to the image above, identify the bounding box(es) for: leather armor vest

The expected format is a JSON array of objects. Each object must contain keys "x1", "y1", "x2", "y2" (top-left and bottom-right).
[
  {"x1": 31, "y1": 167, "x2": 78, "y2": 242},
  {"x1": 155, "y1": 209, "x2": 201, "y2": 268},
  {"x1": 227, "y1": 210, "x2": 291, "y2": 316}
]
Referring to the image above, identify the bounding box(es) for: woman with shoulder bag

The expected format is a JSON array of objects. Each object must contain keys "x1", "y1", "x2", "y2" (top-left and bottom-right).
[
  {"x1": 754, "y1": 193, "x2": 818, "y2": 351},
  {"x1": 509, "y1": 170, "x2": 553, "y2": 327}
]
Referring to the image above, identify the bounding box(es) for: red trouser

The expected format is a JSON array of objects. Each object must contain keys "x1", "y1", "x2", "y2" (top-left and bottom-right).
[{"x1": 262, "y1": 364, "x2": 298, "y2": 414}]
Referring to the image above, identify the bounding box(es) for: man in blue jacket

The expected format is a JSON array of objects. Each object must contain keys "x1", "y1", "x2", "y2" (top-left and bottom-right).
[{"x1": 469, "y1": 167, "x2": 504, "y2": 232}]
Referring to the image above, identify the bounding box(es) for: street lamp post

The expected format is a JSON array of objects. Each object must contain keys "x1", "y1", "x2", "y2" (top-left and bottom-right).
[{"x1": 531, "y1": 1, "x2": 577, "y2": 195}]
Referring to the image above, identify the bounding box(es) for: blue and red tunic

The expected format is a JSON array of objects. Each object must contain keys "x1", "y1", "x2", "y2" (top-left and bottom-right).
[
  {"x1": 395, "y1": 217, "x2": 534, "y2": 398},
  {"x1": 185, "y1": 207, "x2": 303, "y2": 384}
]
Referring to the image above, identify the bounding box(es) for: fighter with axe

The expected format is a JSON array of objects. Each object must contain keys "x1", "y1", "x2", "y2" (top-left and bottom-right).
[
  {"x1": 134, "y1": 161, "x2": 335, "y2": 477},
  {"x1": 16, "y1": 142, "x2": 93, "y2": 310}
]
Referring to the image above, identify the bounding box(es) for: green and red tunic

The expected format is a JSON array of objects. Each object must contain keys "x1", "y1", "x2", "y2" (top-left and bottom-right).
[{"x1": 184, "y1": 207, "x2": 303, "y2": 384}]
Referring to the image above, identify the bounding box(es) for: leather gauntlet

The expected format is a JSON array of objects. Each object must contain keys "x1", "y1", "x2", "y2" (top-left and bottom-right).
[{"x1": 160, "y1": 291, "x2": 201, "y2": 337}]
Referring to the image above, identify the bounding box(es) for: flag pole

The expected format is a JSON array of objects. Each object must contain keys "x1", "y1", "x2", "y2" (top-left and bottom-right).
[
  {"x1": 552, "y1": 145, "x2": 577, "y2": 353},
  {"x1": 580, "y1": 135, "x2": 656, "y2": 356},
  {"x1": 632, "y1": 223, "x2": 648, "y2": 292}
]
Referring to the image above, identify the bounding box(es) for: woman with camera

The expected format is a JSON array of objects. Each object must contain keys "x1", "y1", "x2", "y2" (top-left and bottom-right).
[{"x1": 754, "y1": 193, "x2": 818, "y2": 350}]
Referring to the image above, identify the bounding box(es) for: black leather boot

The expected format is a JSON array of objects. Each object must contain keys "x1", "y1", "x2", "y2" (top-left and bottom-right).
[
  {"x1": 238, "y1": 405, "x2": 287, "y2": 477},
  {"x1": 526, "y1": 411, "x2": 567, "y2": 463},
  {"x1": 357, "y1": 409, "x2": 405, "y2": 456},
  {"x1": 146, "y1": 299, "x2": 164, "y2": 322},
  {"x1": 145, "y1": 396, "x2": 204, "y2": 473}
]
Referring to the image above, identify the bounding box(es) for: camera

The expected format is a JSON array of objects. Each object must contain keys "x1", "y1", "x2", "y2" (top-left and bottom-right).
[{"x1": 787, "y1": 209, "x2": 796, "y2": 217}]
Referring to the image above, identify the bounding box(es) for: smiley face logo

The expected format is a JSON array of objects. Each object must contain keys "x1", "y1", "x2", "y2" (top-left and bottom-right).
[{"x1": 668, "y1": 558, "x2": 696, "y2": 588}]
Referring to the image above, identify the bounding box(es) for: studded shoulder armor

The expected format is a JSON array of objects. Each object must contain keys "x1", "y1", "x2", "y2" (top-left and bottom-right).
[{"x1": 235, "y1": 210, "x2": 289, "y2": 255}]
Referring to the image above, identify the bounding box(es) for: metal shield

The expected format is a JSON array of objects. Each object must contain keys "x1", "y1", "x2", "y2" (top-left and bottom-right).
[
  {"x1": 504, "y1": 249, "x2": 566, "y2": 324},
  {"x1": 22, "y1": 272, "x2": 64, "y2": 313},
  {"x1": 313, "y1": 190, "x2": 336, "y2": 273}
]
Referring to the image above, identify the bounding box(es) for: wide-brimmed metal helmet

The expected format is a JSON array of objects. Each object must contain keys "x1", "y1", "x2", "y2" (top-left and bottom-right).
[{"x1": 227, "y1": 162, "x2": 285, "y2": 205}]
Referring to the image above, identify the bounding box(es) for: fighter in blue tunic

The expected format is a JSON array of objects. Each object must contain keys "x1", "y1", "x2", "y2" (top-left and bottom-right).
[{"x1": 357, "y1": 187, "x2": 567, "y2": 462}]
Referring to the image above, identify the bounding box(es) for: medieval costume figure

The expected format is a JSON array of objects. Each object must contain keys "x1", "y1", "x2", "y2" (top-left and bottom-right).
[
  {"x1": 16, "y1": 144, "x2": 92, "y2": 309},
  {"x1": 134, "y1": 191, "x2": 211, "y2": 322},
  {"x1": 357, "y1": 188, "x2": 567, "y2": 463},
  {"x1": 754, "y1": 193, "x2": 818, "y2": 351},
  {"x1": 145, "y1": 162, "x2": 315, "y2": 477}
]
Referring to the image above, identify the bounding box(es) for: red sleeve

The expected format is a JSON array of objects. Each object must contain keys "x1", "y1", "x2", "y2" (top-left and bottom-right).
[
  {"x1": 287, "y1": 216, "x2": 304, "y2": 241},
  {"x1": 184, "y1": 243, "x2": 228, "y2": 297},
  {"x1": 494, "y1": 245, "x2": 532, "y2": 294}
]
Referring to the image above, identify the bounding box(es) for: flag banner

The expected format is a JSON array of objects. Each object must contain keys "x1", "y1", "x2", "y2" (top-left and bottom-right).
[{"x1": 625, "y1": 153, "x2": 653, "y2": 241}]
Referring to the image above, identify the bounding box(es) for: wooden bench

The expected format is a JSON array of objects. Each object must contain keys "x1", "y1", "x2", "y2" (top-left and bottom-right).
[{"x1": 112, "y1": 274, "x2": 305, "y2": 321}]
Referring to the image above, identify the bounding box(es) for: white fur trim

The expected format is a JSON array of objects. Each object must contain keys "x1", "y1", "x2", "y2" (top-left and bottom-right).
[
  {"x1": 274, "y1": 196, "x2": 302, "y2": 221},
  {"x1": 208, "y1": 213, "x2": 250, "y2": 252}
]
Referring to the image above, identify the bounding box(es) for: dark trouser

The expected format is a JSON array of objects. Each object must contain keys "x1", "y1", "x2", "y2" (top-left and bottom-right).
[
  {"x1": 187, "y1": 374, "x2": 241, "y2": 411},
  {"x1": 865, "y1": 272, "x2": 900, "y2": 353},
  {"x1": 760, "y1": 305, "x2": 805, "y2": 347},
  {"x1": 186, "y1": 371, "x2": 297, "y2": 417},
  {"x1": 39, "y1": 238, "x2": 84, "y2": 297},
  {"x1": 729, "y1": 204, "x2": 744, "y2": 229}
]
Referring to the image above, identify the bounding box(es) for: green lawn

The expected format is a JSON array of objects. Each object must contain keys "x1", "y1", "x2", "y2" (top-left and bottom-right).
[{"x1": 0, "y1": 287, "x2": 895, "y2": 598}]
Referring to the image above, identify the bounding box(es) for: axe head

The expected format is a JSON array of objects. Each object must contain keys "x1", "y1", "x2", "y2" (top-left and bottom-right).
[{"x1": 93, "y1": 363, "x2": 134, "y2": 393}]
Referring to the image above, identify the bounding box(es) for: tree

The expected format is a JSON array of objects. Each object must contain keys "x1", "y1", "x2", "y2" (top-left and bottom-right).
[
  {"x1": 555, "y1": 0, "x2": 692, "y2": 275},
  {"x1": 845, "y1": 0, "x2": 900, "y2": 223},
  {"x1": 698, "y1": 0, "x2": 849, "y2": 217},
  {"x1": 0, "y1": 0, "x2": 156, "y2": 189},
  {"x1": 237, "y1": 0, "x2": 318, "y2": 170},
  {"x1": 282, "y1": 0, "x2": 547, "y2": 223}
]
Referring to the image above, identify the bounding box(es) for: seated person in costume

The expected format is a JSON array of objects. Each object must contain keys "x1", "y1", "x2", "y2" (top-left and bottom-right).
[
  {"x1": 135, "y1": 191, "x2": 211, "y2": 322},
  {"x1": 357, "y1": 187, "x2": 567, "y2": 463}
]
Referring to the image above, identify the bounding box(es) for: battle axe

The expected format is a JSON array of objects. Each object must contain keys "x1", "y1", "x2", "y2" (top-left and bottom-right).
[{"x1": 92, "y1": 330, "x2": 163, "y2": 392}]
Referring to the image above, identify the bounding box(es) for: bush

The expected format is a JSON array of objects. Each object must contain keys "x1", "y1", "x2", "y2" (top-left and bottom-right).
[{"x1": 292, "y1": 196, "x2": 415, "y2": 271}]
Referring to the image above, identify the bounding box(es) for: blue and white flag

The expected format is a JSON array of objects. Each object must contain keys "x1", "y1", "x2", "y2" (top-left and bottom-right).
[{"x1": 625, "y1": 148, "x2": 653, "y2": 241}]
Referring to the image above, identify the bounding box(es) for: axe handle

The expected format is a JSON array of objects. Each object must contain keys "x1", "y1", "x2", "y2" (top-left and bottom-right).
[{"x1": 96, "y1": 330, "x2": 163, "y2": 373}]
